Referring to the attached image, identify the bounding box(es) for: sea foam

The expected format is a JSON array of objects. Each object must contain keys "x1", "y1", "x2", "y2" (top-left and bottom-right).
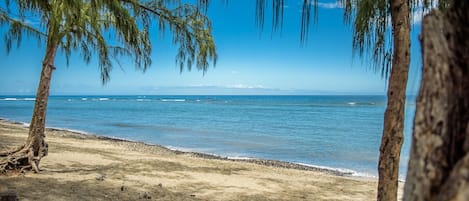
[
  {"x1": 160, "y1": 99, "x2": 186, "y2": 102},
  {"x1": 297, "y1": 163, "x2": 357, "y2": 176}
]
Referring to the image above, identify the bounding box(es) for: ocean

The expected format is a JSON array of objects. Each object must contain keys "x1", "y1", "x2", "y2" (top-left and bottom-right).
[{"x1": 0, "y1": 95, "x2": 415, "y2": 179}]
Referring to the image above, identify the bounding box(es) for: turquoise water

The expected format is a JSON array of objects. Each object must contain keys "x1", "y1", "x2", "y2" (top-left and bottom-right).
[{"x1": 0, "y1": 95, "x2": 415, "y2": 178}]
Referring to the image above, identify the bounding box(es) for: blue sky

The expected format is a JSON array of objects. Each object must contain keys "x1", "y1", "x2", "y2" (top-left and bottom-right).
[{"x1": 0, "y1": 0, "x2": 423, "y2": 95}]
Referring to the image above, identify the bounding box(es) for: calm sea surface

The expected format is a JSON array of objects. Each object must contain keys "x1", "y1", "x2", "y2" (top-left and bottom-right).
[{"x1": 0, "y1": 95, "x2": 415, "y2": 179}]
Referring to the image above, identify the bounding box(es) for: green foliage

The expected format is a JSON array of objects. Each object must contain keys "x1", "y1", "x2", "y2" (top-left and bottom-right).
[
  {"x1": 0, "y1": 0, "x2": 217, "y2": 83},
  {"x1": 340, "y1": 0, "x2": 451, "y2": 78},
  {"x1": 341, "y1": 0, "x2": 392, "y2": 78},
  {"x1": 253, "y1": 0, "x2": 451, "y2": 78}
]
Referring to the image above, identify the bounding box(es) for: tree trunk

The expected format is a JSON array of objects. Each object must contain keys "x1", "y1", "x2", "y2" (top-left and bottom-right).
[
  {"x1": 377, "y1": 0, "x2": 411, "y2": 200},
  {"x1": 403, "y1": 1, "x2": 469, "y2": 200},
  {"x1": 26, "y1": 40, "x2": 58, "y2": 171},
  {"x1": 0, "y1": 38, "x2": 58, "y2": 174}
]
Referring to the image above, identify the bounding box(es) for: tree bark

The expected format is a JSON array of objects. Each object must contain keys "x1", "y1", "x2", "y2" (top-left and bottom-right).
[
  {"x1": 0, "y1": 34, "x2": 58, "y2": 174},
  {"x1": 377, "y1": 0, "x2": 411, "y2": 200},
  {"x1": 403, "y1": 1, "x2": 469, "y2": 200},
  {"x1": 26, "y1": 40, "x2": 58, "y2": 172}
]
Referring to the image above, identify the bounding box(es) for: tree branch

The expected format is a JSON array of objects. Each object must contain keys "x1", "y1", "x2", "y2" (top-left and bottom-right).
[{"x1": 0, "y1": 9, "x2": 47, "y2": 37}]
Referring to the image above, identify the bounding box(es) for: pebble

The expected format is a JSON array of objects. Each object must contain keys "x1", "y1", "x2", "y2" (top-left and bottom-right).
[
  {"x1": 140, "y1": 192, "x2": 151, "y2": 199},
  {"x1": 95, "y1": 174, "x2": 105, "y2": 181}
]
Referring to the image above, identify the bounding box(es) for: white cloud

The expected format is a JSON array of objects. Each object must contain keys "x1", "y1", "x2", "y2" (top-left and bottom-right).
[
  {"x1": 297, "y1": 1, "x2": 343, "y2": 11},
  {"x1": 412, "y1": 10, "x2": 425, "y2": 24},
  {"x1": 316, "y1": 1, "x2": 344, "y2": 9},
  {"x1": 135, "y1": 84, "x2": 288, "y2": 95},
  {"x1": 411, "y1": 0, "x2": 438, "y2": 24},
  {"x1": 16, "y1": 89, "x2": 32, "y2": 93},
  {"x1": 188, "y1": 84, "x2": 216, "y2": 88},
  {"x1": 225, "y1": 84, "x2": 265, "y2": 89},
  {"x1": 312, "y1": 0, "x2": 431, "y2": 25},
  {"x1": 411, "y1": 7, "x2": 438, "y2": 25}
]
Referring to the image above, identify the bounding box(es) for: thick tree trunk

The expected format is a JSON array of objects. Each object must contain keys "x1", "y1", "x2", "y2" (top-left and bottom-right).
[
  {"x1": 0, "y1": 40, "x2": 58, "y2": 174},
  {"x1": 377, "y1": 0, "x2": 411, "y2": 201},
  {"x1": 403, "y1": 1, "x2": 469, "y2": 201}
]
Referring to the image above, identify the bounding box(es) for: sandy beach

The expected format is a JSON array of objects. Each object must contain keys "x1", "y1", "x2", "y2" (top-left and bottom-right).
[{"x1": 0, "y1": 120, "x2": 382, "y2": 200}]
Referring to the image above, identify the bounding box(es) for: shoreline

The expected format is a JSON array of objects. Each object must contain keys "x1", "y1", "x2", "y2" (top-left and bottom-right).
[
  {"x1": 0, "y1": 117, "x2": 389, "y2": 200},
  {"x1": 1, "y1": 118, "x2": 358, "y2": 177}
]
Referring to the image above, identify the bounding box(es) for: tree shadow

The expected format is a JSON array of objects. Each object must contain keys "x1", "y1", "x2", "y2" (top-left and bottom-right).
[{"x1": 0, "y1": 176, "x2": 202, "y2": 201}]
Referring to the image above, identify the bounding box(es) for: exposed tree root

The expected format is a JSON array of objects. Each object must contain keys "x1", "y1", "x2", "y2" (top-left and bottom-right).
[
  {"x1": 0, "y1": 142, "x2": 48, "y2": 174},
  {"x1": 0, "y1": 145, "x2": 25, "y2": 157},
  {"x1": 0, "y1": 149, "x2": 30, "y2": 174}
]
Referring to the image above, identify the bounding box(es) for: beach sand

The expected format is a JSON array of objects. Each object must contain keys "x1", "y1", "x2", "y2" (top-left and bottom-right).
[{"x1": 0, "y1": 120, "x2": 385, "y2": 200}]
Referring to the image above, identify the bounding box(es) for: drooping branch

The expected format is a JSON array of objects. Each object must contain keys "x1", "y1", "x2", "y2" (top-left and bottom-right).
[
  {"x1": 0, "y1": 9, "x2": 47, "y2": 53},
  {"x1": 121, "y1": 0, "x2": 217, "y2": 73},
  {"x1": 254, "y1": 0, "x2": 317, "y2": 45},
  {"x1": 0, "y1": 145, "x2": 25, "y2": 157}
]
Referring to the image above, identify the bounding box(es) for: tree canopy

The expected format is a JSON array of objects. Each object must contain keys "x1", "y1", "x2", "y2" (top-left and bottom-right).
[
  {"x1": 341, "y1": 0, "x2": 451, "y2": 78},
  {"x1": 254, "y1": 0, "x2": 450, "y2": 77},
  {"x1": 0, "y1": 0, "x2": 217, "y2": 83}
]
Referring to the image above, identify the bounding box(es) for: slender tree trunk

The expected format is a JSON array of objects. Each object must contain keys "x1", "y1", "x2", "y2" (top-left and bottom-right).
[
  {"x1": 0, "y1": 35, "x2": 58, "y2": 173},
  {"x1": 377, "y1": 0, "x2": 411, "y2": 200},
  {"x1": 25, "y1": 40, "x2": 58, "y2": 172},
  {"x1": 403, "y1": 1, "x2": 469, "y2": 200}
]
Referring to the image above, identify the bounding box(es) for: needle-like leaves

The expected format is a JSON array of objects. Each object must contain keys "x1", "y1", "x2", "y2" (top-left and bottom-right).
[
  {"x1": 339, "y1": 0, "x2": 450, "y2": 78},
  {"x1": 253, "y1": 0, "x2": 450, "y2": 77},
  {"x1": 0, "y1": 0, "x2": 217, "y2": 84}
]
